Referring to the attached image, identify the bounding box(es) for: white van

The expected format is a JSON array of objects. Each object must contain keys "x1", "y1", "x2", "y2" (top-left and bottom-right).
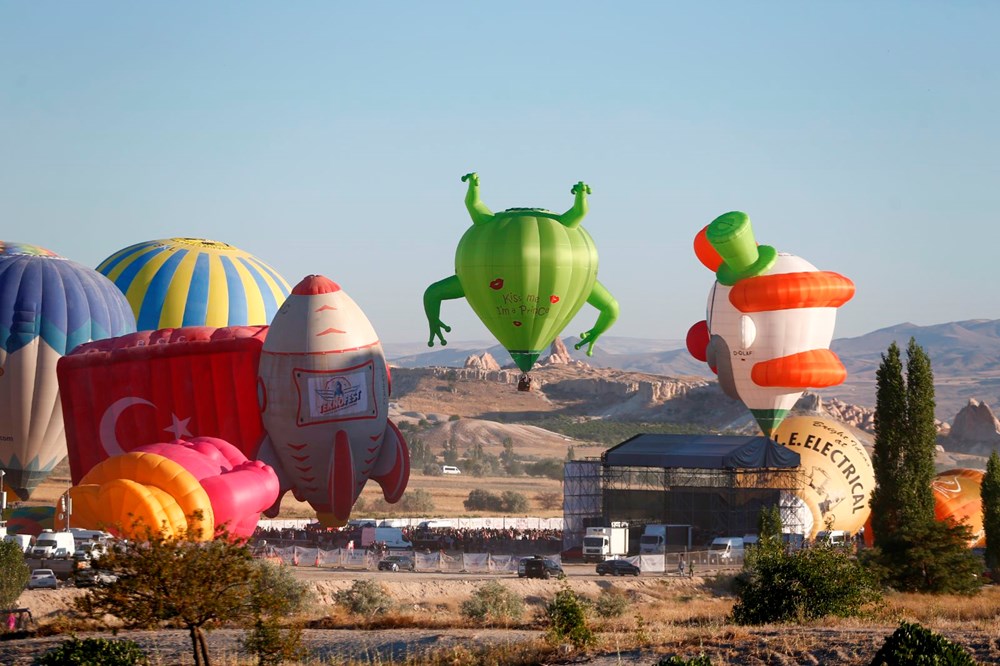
[
  {"x1": 30, "y1": 530, "x2": 76, "y2": 558},
  {"x1": 815, "y1": 530, "x2": 851, "y2": 546},
  {"x1": 709, "y1": 537, "x2": 745, "y2": 563},
  {"x1": 441, "y1": 465, "x2": 461, "y2": 475},
  {"x1": 3, "y1": 533, "x2": 34, "y2": 553}
]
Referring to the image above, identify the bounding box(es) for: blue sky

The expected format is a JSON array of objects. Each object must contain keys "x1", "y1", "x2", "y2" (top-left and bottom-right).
[{"x1": 3, "y1": 2, "x2": 998, "y2": 350}]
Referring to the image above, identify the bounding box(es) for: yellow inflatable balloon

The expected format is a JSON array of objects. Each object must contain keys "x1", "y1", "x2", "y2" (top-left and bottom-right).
[
  {"x1": 67, "y1": 452, "x2": 214, "y2": 540},
  {"x1": 772, "y1": 416, "x2": 874, "y2": 539}
]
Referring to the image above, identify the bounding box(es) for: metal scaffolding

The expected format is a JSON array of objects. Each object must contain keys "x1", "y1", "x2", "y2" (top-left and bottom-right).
[
  {"x1": 600, "y1": 464, "x2": 807, "y2": 546},
  {"x1": 562, "y1": 460, "x2": 603, "y2": 551}
]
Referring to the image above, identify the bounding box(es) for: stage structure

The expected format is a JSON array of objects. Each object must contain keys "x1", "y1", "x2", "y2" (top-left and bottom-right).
[{"x1": 563, "y1": 434, "x2": 808, "y2": 552}]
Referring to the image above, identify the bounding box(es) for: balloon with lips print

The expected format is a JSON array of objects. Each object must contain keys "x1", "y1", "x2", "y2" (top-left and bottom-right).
[{"x1": 423, "y1": 173, "x2": 619, "y2": 383}]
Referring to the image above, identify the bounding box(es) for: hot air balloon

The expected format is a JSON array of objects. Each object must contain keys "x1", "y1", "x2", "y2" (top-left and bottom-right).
[
  {"x1": 771, "y1": 416, "x2": 874, "y2": 539},
  {"x1": 96, "y1": 238, "x2": 291, "y2": 331},
  {"x1": 423, "y1": 173, "x2": 619, "y2": 389},
  {"x1": 57, "y1": 325, "x2": 268, "y2": 484},
  {"x1": 0, "y1": 242, "x2": 136, "y2": 499},
  {"x1": 686, "y1": 213, "x2": 855, "y2": 436},
  {"x1": 257, "y1": 275, "x2": 410, "y2": 528},
  {"x1": 932, "y1": 468, "x2": 985, "y2": 548},
  {"x1": 66, "y1": 436, "x2": 279, "y2": 541}
]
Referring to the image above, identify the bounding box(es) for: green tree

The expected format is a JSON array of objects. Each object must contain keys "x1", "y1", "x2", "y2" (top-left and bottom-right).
[
  {"x1": 526, "y1": 458, "x2": 564, "y2": 481},
  {"x1": 983, "y1": 450, "x2": 1000, "y2": 576},
  {"x1": 870, "y1": 341, "x2": 909, "y2": 541},
  {"x1": 442, "y1": 438, "x2": 460, "y2": 466},
  {"x1": 866, "y1": 338, "x2": 980, "y2": 594},
  {"x1": 75, "y1": 518, "x2": 298, "y2": 666},
  {"x1": 902, "y1": 338, "x2": 938, "y2": 523},
  {"x1": 732, "y1": 543, "x2": 880, "y2": 624},
  {"x1": 0, "y1": 539, "x2": 30, "y2": 608},
  {"x1": 864, "y1": 519, "x2": 982, "y2": 595},
  {"x1": 756, "y1": 505, "x2": 783, "y2": 556}
]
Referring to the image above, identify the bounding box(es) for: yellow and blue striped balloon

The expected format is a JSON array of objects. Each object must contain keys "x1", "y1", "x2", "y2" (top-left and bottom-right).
[{"x1": 97, "y1": 238, "x2": 291, "y2": 331}]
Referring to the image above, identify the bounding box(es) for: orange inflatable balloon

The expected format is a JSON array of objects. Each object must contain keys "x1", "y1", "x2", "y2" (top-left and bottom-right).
[{"x1": 932, "y1": 468, "x2": 985, "y2": 548}]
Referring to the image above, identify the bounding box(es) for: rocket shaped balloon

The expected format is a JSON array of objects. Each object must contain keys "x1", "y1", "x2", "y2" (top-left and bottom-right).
[
  {"x1": 686, "y1": 212, "x2": 855, "y2": 437},
  {"x1": 257, "y1": 275, "x2": 409, "y2": 527}
]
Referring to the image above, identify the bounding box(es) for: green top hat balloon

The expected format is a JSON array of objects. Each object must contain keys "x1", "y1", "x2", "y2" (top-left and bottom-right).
[{"x1": 706, "y1": 211, "x2": 777, "y2": 286}]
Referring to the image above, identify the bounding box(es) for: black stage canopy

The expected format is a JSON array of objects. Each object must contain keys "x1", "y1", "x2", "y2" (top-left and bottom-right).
[{"x1": 602, "y1": 434, "x2": 800, "y2": 470}]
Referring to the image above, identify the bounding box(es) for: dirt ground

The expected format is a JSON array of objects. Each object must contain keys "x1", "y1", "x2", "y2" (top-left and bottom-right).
[{"x1": 6, "y1": 571, "x2": 1000, "y2": 665}]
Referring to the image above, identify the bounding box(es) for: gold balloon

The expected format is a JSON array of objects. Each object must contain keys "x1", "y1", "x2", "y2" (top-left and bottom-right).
[{"x1": 772, "y1": 416, "x2": 874, "y2": 539}]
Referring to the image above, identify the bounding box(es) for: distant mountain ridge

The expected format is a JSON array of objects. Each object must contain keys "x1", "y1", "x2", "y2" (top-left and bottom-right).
[{"x1": 387, "y1": 319, "x2": 1000, "y2": 423}]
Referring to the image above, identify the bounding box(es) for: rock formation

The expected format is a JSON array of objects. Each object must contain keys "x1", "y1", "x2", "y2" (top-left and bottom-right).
[
  {"x1": 464, "y1": 352, "x2": 501, "y2": 372},
  {"x1": 542, "y1": 337, "x2": 582, "y2": 366},
  {"x1": 948, "y1": 399, "x2": 1000, "y2": 454}
]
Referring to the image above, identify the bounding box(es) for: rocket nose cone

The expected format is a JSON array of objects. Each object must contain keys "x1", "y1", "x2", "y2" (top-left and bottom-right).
[{"x1": 292, "y1": 275, "x2": 342, "y2": 296}]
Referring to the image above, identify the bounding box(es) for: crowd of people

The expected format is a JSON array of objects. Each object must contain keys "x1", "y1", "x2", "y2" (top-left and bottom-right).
[{"x1": 250, "y1": 523, "x2": 563, "y2": 555}]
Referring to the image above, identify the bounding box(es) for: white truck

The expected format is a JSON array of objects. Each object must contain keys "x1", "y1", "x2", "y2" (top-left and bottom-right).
[
  {"x1": 639, "y1": 524, "x2": 668, "y2": 555},
  {"x1": 30, "y1": 530, "x2": 77, "y2": 559},
  {"x1": 582, "y1": 524, "x2": 629, "y2": 562}
]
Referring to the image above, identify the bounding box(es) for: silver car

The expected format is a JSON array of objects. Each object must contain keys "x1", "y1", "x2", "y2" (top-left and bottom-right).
[{"x1": 27, "y1": 569, "x2": 58, "y2": 590}]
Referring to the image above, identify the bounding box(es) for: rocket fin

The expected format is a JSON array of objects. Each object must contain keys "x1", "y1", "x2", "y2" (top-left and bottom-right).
[
  {"x1": 371, "y1": 419, "x2": 410, "y2": 503},
  {"x1": 328, "y1": 430, "x2": 356, "y2": 524},
  {"x1": 256, "y1": 435, "x2": 291, "y2": 518}
]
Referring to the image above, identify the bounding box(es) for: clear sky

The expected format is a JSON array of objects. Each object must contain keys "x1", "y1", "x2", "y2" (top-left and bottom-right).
[{"x1": 2, "y1": 2, "x2": 998, "y2": 349}]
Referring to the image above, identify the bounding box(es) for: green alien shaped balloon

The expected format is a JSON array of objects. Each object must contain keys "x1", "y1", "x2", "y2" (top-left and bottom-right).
[{"x1": 424, "y1": 172, "x2": 619, "y2": 375}]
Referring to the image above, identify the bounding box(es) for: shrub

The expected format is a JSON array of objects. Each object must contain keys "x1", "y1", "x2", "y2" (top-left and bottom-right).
[
  {"x1": 732, "y1": 543, "x2": 880, "y2": 625},
  {"x1": 594, "y1": 588, "x2": 630, "y2": 618},
  {"x1": 655, "y1": 655, "x2": 712, "y2": 665},
  {"x1": 869, "y1": 621, "x2": 976, "y2": 665},
  {"x1": 546, "y1": 585, "x2": 594, "y2": 649},
  {"x1": 460, "y1": 581, "x2": 525, "y2": 627},
  {"x1": 334, "y1": 580, "x2": 393, "y2": 618},
  {"x1": 241, "y1": 618, "x2": 307, "y2": 666},
  {"x1": 33, "y1": 637, "x2": 149, "y2": 666},
  {"x1": 500, "y1": 490, "x2": 529, "y2": 513},
  {"x1": 535, "y1": 492, "x2": 562, "y2": 510}
]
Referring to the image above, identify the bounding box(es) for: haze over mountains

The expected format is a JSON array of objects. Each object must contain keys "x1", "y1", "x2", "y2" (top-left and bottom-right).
[{"x1": 387, "y1": 319, "x2": 1000, "y2": 424}]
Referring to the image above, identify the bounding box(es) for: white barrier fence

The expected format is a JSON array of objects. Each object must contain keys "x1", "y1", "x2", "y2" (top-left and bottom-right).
[
  {"x1": 263, "y1": 546, "x2": 559, "y2": 573},
  {"x1": 263, "y1": 546, "x2": 741, "y2": 573}
]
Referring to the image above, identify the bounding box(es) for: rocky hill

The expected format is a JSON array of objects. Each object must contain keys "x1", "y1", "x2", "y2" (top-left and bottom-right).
[
  {"x1": 387, "y1": 319, "x2": 1000, "y2": 425},
  {"x1": 389, "y1": 335, "x2": 996, "y2": 470}
]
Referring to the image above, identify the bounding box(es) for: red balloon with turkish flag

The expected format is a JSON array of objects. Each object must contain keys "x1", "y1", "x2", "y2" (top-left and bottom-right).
[{"x1": 56, "y1": 326, "x2": 268, "y2": 484}]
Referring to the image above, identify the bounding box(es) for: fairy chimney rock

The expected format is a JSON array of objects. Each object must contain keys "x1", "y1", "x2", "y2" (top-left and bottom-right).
[
  {"x1": 949, "y1": 399, "x2": 1000, "y2": 445},
  {"x1": 464, "y1": 352, "x2": 501, "y2": 372}
]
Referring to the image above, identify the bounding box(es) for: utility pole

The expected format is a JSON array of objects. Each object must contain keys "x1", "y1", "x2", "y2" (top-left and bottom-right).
[{"x1": 60, "y1": 491, "x2": 72, "y2": 531}]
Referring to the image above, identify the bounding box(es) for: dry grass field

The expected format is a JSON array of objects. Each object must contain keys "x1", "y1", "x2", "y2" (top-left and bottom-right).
[{"x1": 8, "y1": 571, "x2": 1000, "y2": 665}]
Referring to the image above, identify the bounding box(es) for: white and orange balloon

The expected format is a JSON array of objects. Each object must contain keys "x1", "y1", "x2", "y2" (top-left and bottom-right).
[{"x1": 687, "y1": 212, "x2": 855, "y2": 437}]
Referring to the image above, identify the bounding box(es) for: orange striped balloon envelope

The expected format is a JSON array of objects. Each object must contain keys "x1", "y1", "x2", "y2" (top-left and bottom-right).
[
  {"x1": 932, "y1": 468, "x2": 986, "y2": 548},
  {"x1": 686, "y1": 212, "x2": 855, "y2": 437}
]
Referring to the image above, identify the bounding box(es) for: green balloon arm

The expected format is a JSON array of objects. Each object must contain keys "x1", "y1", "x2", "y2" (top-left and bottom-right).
[
  {"x1": 559, "y1": 181, "x2": 591, "y2": 228},
  {"x1": 423, "y1": 275, "x2": 465, "y2": 347},
  {"x1": 461, "y1": 172, "x2": 493, "y2": 226},
  {"x1": 574, "y1": 280, "x2": 619, "y2": 355}
]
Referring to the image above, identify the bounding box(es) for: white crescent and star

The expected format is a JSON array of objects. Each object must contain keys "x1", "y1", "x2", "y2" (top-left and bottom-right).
[{"x1": 98, "y1": 397, "x2": 193, "y2": 456}]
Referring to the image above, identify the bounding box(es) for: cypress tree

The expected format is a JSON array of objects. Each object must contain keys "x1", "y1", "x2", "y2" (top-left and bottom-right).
[
  {"x1": 870, "y1": 342, "x2": 908, "y2": 543},
  {"x1": 865, "y1": 337, "x2": 981, "y2": 594},
  {"x1": 901, "y1": 337, "x2": 938, "y2": 524},
  {"x1": 982, "y1": 450, "x2": 1000, "y2": 576}
]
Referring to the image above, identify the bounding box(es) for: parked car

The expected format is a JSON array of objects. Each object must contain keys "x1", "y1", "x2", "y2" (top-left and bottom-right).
[
  {"x1": 522, "y1": 555, "x2": 563, "y2": 580},
  {"x1": 377, "y1": 555, "x2": 415, "y2": 572},
  {"x1": 27, "y1": 569, "x2": 58, "y2": 590},
  {"x1": 596, "y1": 559, "x2": 640, "y2": 577},
  {"x1": 76, "y1": 569, "x2": 118, "y2": 588}
]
